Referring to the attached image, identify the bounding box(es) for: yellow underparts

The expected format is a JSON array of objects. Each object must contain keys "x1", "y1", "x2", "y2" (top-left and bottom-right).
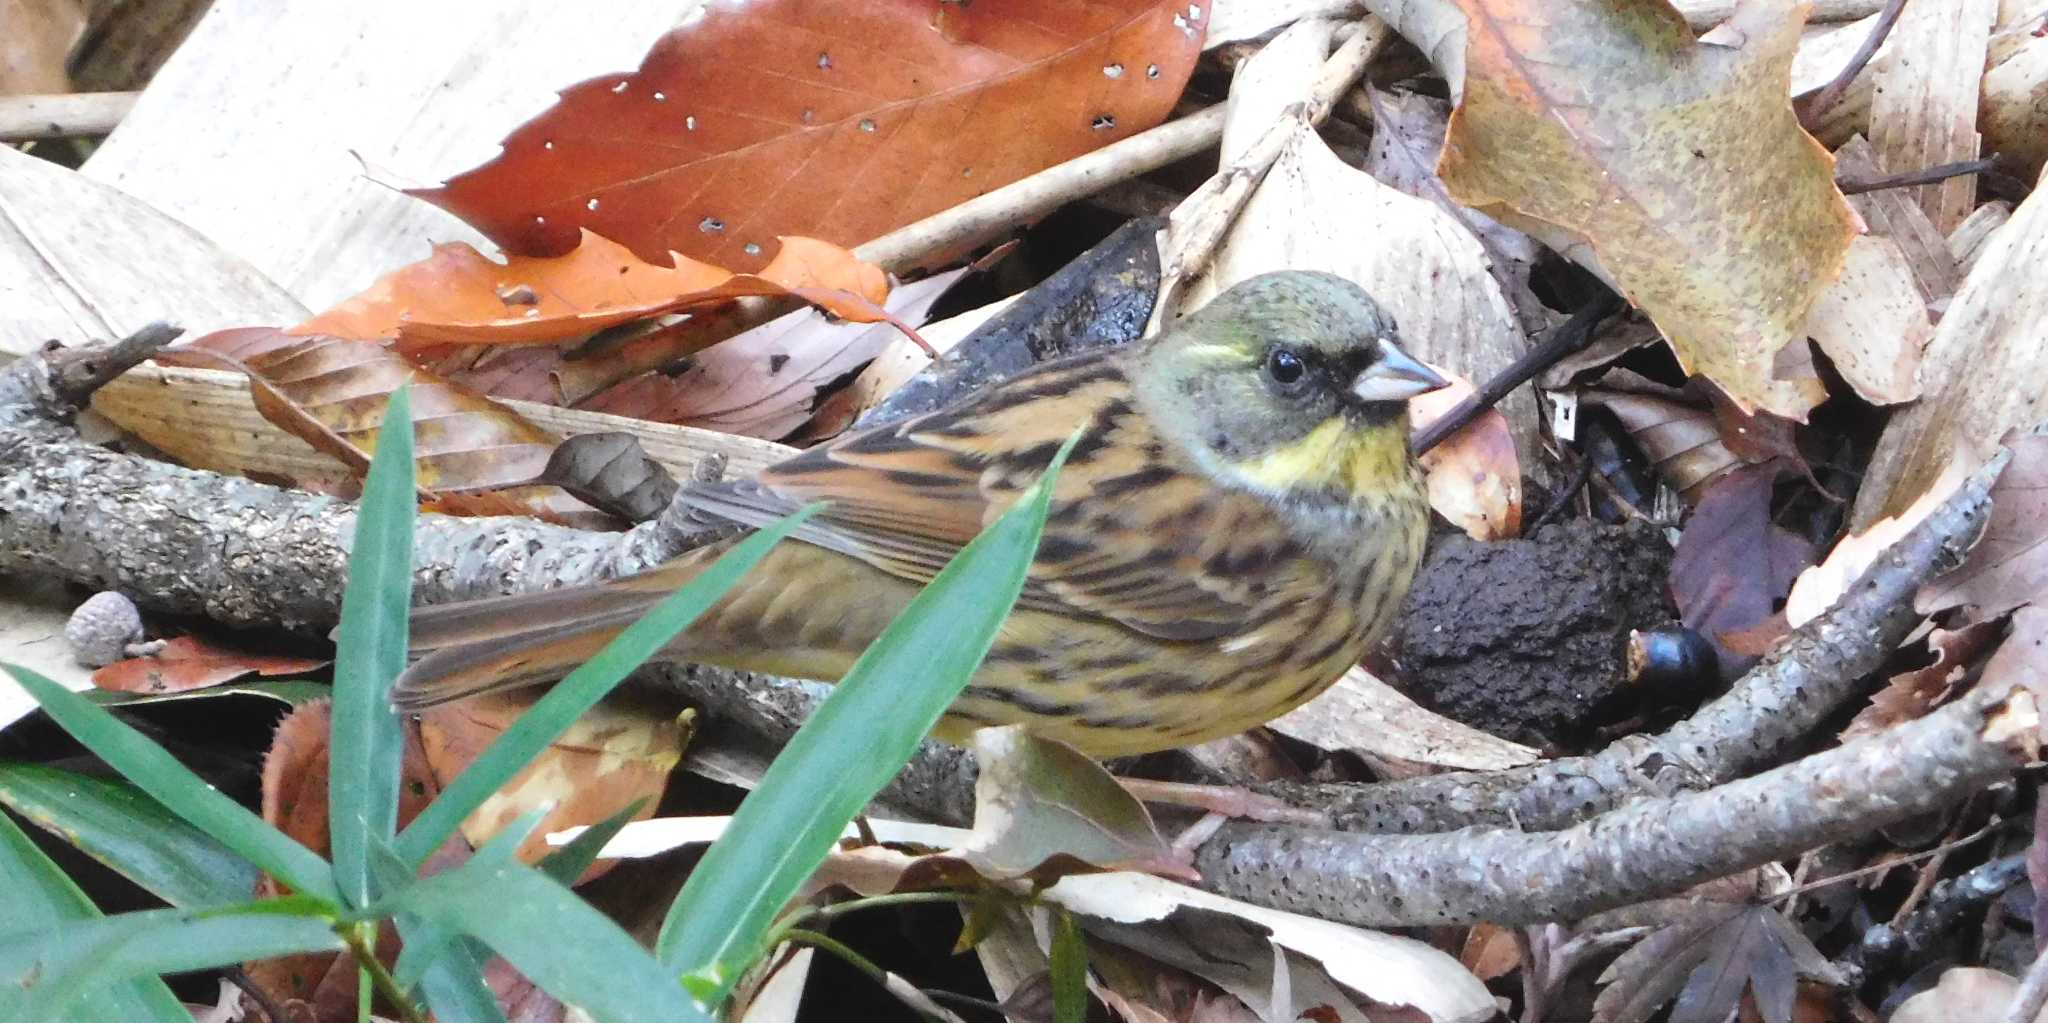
[{"x1": 1229, "y1": 416, "x2": 1413, "y2": 499}]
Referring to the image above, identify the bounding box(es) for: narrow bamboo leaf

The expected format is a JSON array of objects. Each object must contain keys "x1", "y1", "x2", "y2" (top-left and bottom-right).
[
  {"x1": 374, "y1": 857, "x2": 709, "y2": 1023},
  {"x1": 395, "y1": 504, "x2": 822, "y2": 866},
  {"x1": 657, "y1": 433, "x2": 1078, "y2": 1000},
  {"x1": 0, "y1": 764, "x2": 258, "y2": 908},
  {"x1": 1, "y1": 664, "x2": 339, "y2": 904},
  {"x1": 385, "y1": 806, "x2": 543, "y2": 992},
  {"x1": 365, "y1": 839, "x2": 509, "y2": 1023},
  {"x1": 536, "y1": 798, "x2": 646, "y2": 888},
  {"x1": 1050, "y1": 909, "x2": 1089, "y2": 1023},
  {"x1": 0, "y1": 895, "x2": 339, "y2": 1022},
  {"x1": 332, "y1": 385, "x2": 416, "y2": 909},
  {"x1": 0, "y1": 812, "x2": 189, "y2": 1023}
]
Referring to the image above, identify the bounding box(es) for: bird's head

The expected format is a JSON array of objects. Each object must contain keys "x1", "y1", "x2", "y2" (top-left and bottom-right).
[{"x1": 1133, "y1": 270, "x2": 1449, "y2": 503}]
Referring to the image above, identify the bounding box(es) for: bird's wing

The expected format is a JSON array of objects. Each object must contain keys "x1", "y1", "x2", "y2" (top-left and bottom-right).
[{"x1": 682, "y1": 353, "x2": 1298, "y2": 642}]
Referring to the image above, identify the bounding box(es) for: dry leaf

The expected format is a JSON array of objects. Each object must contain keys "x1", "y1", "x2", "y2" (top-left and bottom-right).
[
  {"x1": 417, "y1": 0, "x2": 1206, "y2": 271},
  {"x1": 1919, "y1": 433, "x2": 2048, "y2": 620},
  {"x1": 1268, "y1": 665, "x2": 1540, "y2": 771},
  {"x1": 1410, "y1": 369, "x2": 1523, "y2": 540},
  {"x1": 1865, "y1": 0, "x2": 1994, "y2": 235},
  {"x1": 535, "y1": 432, "x2": 679, "y2": 524},
  {"x1": 578, "y1": 266, "x2": 965, "y2": 436},
  {"x1": 417, "y1": 689, "x2": 680, "y2": 877},
  {"x1": 1438, "y1": 0, "x2": 1860, "y2": 419},
  {"x1": 1890, "y1": 967, "x2": 2048, "y2": 1023},
  {"x1": 1798, "y1": 234, "x2": 1928, "y2": 404},
  {"x1": 1982, "y1": 34, "x2": 2048, "y2": 181},
  {"x1": 1458, "y1": 923, "x2": 1522, "y2": 982},
  {"x1": 1178, "y1": 119, "x2": 1537, "y2": 464},
  {"x1": 1670, "y1": 465, "x2": 1816, "y2": 673},
  {"x1": 156, "y1": 330, "x2": 604, "y2": 525},
  {"x1": 296, "y1": 231, "x2": 889, "y2": 348},
  {"x1": 1578, "y1": 369, "x2": 1787, "y2": 504},
  {"x1": 91, "y1": 635, "x2": 326, "y2": 695},
  {"x1": 1834, "y1": 135, "x2": 1961, "y2": 308},
  {"x1": 0, "y1": 0, "x2": 84, "y2": 94},
  {"x1": 1784, "y1": 437, "x2": 1992, "y2": 627},
  {"x1": 1853, "y1": 165, "x2": 2048, "y2": 529},
  {"x1": 1840, "y1": 618, "x2": 2003, "y2": 739}
]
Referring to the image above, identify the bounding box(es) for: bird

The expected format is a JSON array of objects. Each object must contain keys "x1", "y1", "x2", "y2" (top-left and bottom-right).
[{"x1": 391, "y1": 270, "x2": 1447, "y2": 758}]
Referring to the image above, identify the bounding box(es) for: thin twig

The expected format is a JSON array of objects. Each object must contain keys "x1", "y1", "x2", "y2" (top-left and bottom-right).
[
  {"x1": 222, "y1": 965, "x2": 291, "y2": 1023},
  {"x1": 47, "y1": 321, "x2": 183, "y2": 406},
  {"x1": 1838, "y1": 156, "x2": 1999, "y2": 196},
  {"x1": 1413, "y1": 291, "x2": 1625, "y2": 455},
  {"x1": 339, "y1": 923, "x2": 429, "y2": 1023},
  {"x1": 1797, "y1": 0, "x2": 1908, "y2": 124},
  {"x1": 0, "y1": 91, "x2": 137, "y2": 142}
]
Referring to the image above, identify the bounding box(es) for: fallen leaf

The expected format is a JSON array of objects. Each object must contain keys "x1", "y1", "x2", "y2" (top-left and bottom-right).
[
  {"x1": 1852, "y1": 164, "x2": 2048, "y2": 530},
  {"x1": 1840, "y1": 618, "x2": 2004, "y2": 739},
  {"x1": 1592, "y1": 904, "x2": 1842, "y2": 1023},
  {"x1": 1669, "y1": 465, "x2": 1816, "y2": 674},
  {"x1": 156, "y1": 329, "x2": 604, "y2": 526},
  {"x1": 578, "y1": 266, "x2": 965, "y2": 436},
  {"x1": 1409, "y1": 369, "x2": 1523, "y2": 540},
  {"x1": 1437, "y1": 0, "x2": 1860, "y2": 419},
  {"x1": 1919, "y1": 433, "x2": 2048, "y2": 620},
  {"x1": 1458, "y1": 923, "x2": 1522, "y2": 982},
  {"x1": 1798, "y1": 233, "x2": 1928, "y2": 405},
  {"x1": 417, "y1": 689, "x2": 680, "y2": 878},
  {"x1": 91, "y1": 635, "x2": 327, "y2": 695},
  {"x1": 535, "y1": 432, "x2": 680, "y2": 524},
  {"x1": 296, "y1": 231, "x2": 889, "y2": 348},
  {"x1": 1362, "y1": 85, "x2": 1555, "y2": 336},
  {"x1": 1784, "y1": 436, "x2": 1992, "y2": 627},
  {"x1": 1890, "y1": 967, "x2": 2048, "y2": 1023},
  {"x1": 1266, "y1": 665, "x2": 1540, "y2": 771},
  {"x1": 0, "y1": 0, "x2": 84, "y2": 95},
  {"x1": 1834, "y1": 135, "x2": 1961, "y2": 308},
  {"x1": 1177, "y1": 118, "x2": 1538, "y2": 466},
  {"x1": 1982, "y1": 34, "x2": 2048, "y2": 182},
  {"x1": 958, "y1": 727, "x2": 1191, "y2": 884},
  {"x1": 1579, "y1": 371, "x2": 1750, "y2": 503},
  {"x1": 1865, "y1": 0, "x2": 1994, "y2": 235},
  {"x1": 416, "y1": 0, "x2": 1206, "y2": 271}
]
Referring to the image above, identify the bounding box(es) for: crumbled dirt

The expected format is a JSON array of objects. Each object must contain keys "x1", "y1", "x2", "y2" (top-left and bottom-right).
[{"x1": 1393, "y1": 518, "x2": 1675, "y2": 748}]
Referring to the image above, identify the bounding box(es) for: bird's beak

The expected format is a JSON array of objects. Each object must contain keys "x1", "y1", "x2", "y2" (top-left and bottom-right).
[{"x1": 1350, "y1": 337, "x2": 1451, "y2": 402}]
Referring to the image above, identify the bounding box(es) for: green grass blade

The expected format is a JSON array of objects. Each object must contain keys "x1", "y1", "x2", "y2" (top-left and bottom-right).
[
  {"x1": 0, "y1": 764, "x2": 258, "y2": 908},
  {"x1": 365, "y1": 838, "x2": 509, "y2": 1023},
  {"x1": 331, "y1": 385, "x2": 416, "y2": 910},
  {"x1": 0, "y1": 812, "x2": 190, "y2": 1022},
  {"x1": 375, "y1": 857, "x2": 709, "y2": 1023},
  {"x1": 1050, "y1": 908, "x2": 1088, "y2": 1023},
  {"x1": 535, "y1": 798, "x2": 644, "y2": 888},
  {"x1": 1, "y1": 664, "x2": 340, "y2": 904},
  {"x1": 0, "y1": 889, "x2": 337, "y2": 1021},
  {"x1": 657, "y1": 433, "x2": 1078, "y2": 1001},
  {"x1": 394, "y1": 504, "x2": 822, "y2": 866}
]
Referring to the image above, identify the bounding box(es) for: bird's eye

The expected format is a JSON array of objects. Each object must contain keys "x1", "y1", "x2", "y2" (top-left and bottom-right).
[{"x1": 1265, "y1": 347, "x2": 1307, "y2": 388}]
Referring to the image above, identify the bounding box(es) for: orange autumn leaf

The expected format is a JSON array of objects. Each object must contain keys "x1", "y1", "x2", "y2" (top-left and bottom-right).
[
  {"x1": 1410, "y1": 369, "x2": 1522, "y2": 540},
  {"x1": 294, "y1": 231, "x2": 889, "y2": 348},
  {"x1": 414, "y1": 0, "x2": 1205, "y2": 271}
]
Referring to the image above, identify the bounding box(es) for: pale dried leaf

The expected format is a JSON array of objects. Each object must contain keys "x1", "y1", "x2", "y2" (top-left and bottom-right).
[
  {"x1": 1800, "y1": 234, "x2": 1928, "y2": 404},
  {"x1": 1179, "y1": 121, "x2": 1537, "y2": 466},
  {"x1": 1220, "y1": 18, "x2": 1335, "y2": 164},
  {"x1": 0, "y1": 585, "x2": 97, "y2": 734},
  {"x1": 0, "y1": 0, "x2": 84, "y2": 93},
  {"x1": 1206, "y1": 0, "x2": 1363, "y2": 47},
  {"x1": 731, "y1": 947, "x2": 812, "y2": 1023},
  {"x1": 1918, "y1": 434, "x2": 2048, "y2": 619},
  {"x1": 1360, "y1": 0, "x2": 1468, "y2": 101},
  {"x1": 1270, "y1": 666, "x2": 1538, "y2": 770},
  {"x1": 1835, "y1": 136, "x2": 1963, "y2": 307},
  {"x1": 1785, "y1": 12, "x2": 1889, "y2": 146},
  {"x1": 1890, "y1": 967, "x2": 2048, "y2": 1023},
  {"x1": 0, "y1": 147, "x2": 309, "y2": 359},
  {"x1": 1852, "y1": 166, "x2": 2048, "y2": 530},
  {"x1": 1411, "y1": 370, "x2": 1523, "y2": 539},
  {"x1": 1866, "y1": 0, "x2": 1995, "y2": 234},
  {"x1": 1949, "y1": 200, "x2": 2014, "y2": 274},
  {"x1": 1982, "y1": 34, "x2": 2048, "y2": 181},
  {"x1": 1045, "y1": 872, "x2": 1496, "y2": 1023}
]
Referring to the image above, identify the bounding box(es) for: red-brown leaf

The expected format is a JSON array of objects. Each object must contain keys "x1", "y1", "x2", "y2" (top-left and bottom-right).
[
  {"x1": 414, "y1": 0, "x2": 1206, "y2": 270},
  {"x1": 91, "y1": 635, "x2": 326, "y2": 695},
  {"x1": 1670, "y1": 465, "x2": 1816, "y2": 675}
]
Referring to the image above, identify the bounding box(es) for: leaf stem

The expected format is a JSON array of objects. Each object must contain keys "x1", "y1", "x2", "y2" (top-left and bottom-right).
[
  {"x1": 782, "y1": 929, "x2": 955, "y2": 1023},
  {"x1": 338, "y1": 922, "x2": 429, "y2": 1023}
]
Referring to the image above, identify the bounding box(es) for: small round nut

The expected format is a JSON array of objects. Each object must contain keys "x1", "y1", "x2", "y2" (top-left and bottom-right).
[{"x1": 66, "y1": 591, "x2": 145, "y2": 668}]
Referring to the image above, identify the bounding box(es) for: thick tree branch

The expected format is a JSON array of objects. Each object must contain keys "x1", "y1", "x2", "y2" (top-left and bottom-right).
[{"x1": 1193, "y1": 685, "x2": 2035, "y2": 927}]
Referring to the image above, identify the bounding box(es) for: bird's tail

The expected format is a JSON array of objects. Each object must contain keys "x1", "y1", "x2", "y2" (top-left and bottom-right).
[{"x1": 389, "y1": 556, "x2": 708, "y2": 711}]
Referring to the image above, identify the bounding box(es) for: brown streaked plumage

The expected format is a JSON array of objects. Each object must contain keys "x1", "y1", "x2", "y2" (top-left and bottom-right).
[{"x1": 392, "y1": 270, "x2": 1446, "y2": 757}]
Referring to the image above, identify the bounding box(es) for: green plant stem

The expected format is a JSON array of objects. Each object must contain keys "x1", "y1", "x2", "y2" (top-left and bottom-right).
[
  {"x1": 782, "y1": 929, "x2": 951, "y2": 1023},
  {"x1": 338, "y1": 922, "x2": 429, "y2": 1023},
  {"x1": 783, "y1": 890, "x2": 975, "y2": 934}
]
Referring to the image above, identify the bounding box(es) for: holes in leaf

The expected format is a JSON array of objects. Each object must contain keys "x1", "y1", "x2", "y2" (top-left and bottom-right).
[
  {"x1": 858, "y1": 118, "x2": 877, "y2": 133},
  {"x1": 1091, "y1": 114, "x2": 1116, "y2": 131},
  {"x1": 699, "y1": 216, "x2": 725, "y2": 234},
  {"x1": 1103, "y1": 63, "x2": 1124, "y2": 78}
]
